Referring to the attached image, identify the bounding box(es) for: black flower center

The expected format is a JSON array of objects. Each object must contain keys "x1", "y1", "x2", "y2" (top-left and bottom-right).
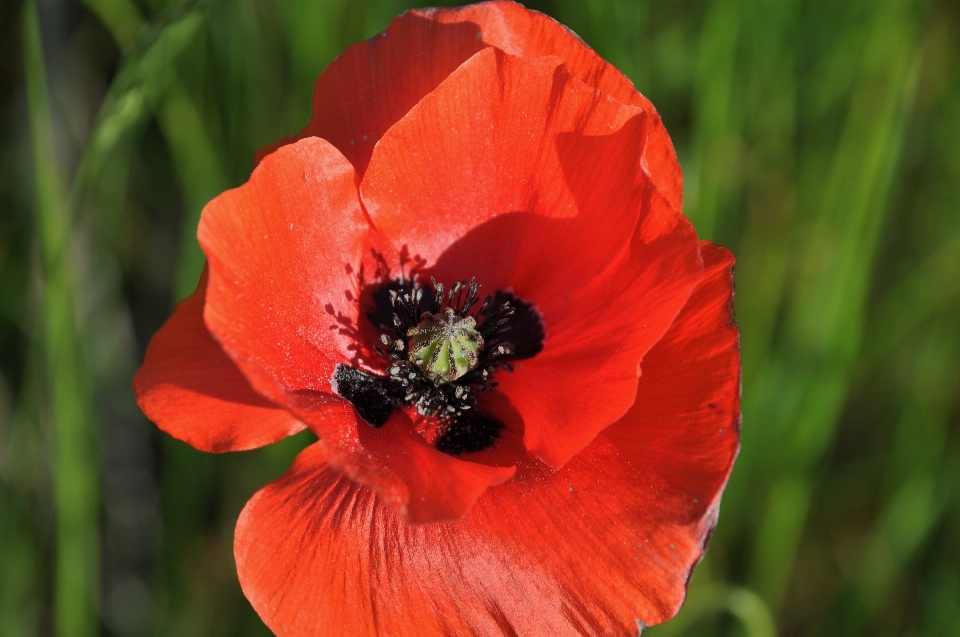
[{"x1": 333, "y1": 276, "x2": 543, "y2": 455}]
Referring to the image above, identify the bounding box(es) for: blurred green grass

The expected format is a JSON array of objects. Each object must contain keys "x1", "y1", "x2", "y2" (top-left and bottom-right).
[{"x1": 1, "y1": 0, "x2": 958, "y2": 636}]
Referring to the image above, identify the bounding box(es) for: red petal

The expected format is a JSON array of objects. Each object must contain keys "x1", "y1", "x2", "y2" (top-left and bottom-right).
[
  {"x1": 234, "y1": 244, "x2": 738, "y2": 636},
  {"x1": 199, "y1": 140, "x2": 514, "y2": 523},
  {"x1": 604, "y1": 241, "x2": 741, "y2": 510},
  {"x1": 361, "y1": 47, "x2": 649, "y2": 298},
  {"x1": 235, "y1": 449, "x2": 698, "y2": 637},
  {"x1": 255, "y1": 2, "x2": 681, "y2": 213},
  {"x1": 198, "y1": 137, "x2": 369, "y2": 405},
  {"x1": 251, "y1": 7, "x2": 488, "y2": 172},
  {"x1": 132, "y1": 269, "x2": 303, "y2": 452},
  {"x1": 355, "y1": 408, "x2": 516, "y2": 523},
  {"x1": 496, "y1": 208, "x2": 704, "y2": 467},
  {"x1": 361, "y1": 47, "x2": 703, "y2": 468},
  {"x1": 448, "y1": 0, "x2": 683, "y2": 210},
  {"x1": 277, "y1": 394, "x2": 516, "y2": 526}
]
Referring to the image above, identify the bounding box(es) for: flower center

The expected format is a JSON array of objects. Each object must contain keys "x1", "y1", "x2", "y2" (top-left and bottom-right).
[
  {"x1": 334, "y1": 275, "x2": 544, "y2": 455},
  {"x1": 407, "y1": 308, "x2": 483, "y2": 383},
  {"x1": 376, "y1": 277, "x2": 518, "y2": 419}
]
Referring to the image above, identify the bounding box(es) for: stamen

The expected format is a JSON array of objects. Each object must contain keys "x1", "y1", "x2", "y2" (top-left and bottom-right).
[{"x1": 336, "y1": 276, "x2": 544, "y2": 455}]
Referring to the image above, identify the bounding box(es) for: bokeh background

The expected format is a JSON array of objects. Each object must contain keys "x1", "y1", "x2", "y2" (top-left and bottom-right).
[{"x1": 1, "y1": 0, "x2": 959, "y2": 635}]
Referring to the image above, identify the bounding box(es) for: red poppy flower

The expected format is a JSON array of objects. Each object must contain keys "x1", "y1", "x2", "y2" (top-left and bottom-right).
[{"x1": 133, "y1": 2, "x2": 740, "y2": 635}]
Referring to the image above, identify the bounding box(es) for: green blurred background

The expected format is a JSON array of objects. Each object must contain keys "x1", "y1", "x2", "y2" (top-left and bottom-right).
[{"x1": 1, "y1": 0, "x2": 958, "y2": 635}]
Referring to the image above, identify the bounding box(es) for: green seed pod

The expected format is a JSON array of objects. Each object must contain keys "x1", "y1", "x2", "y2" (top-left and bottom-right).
[{"x1": 407, "y1": 308, "x2": 484, "y2": 383}]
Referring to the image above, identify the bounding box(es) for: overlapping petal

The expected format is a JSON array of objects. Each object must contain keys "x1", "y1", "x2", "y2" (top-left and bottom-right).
[
  {"x1": 361, "y1": 47, "x2": 646, "y2": 282},
  {"x1": 255, "y1": 0, "x2": 682, "y2": 215},
  {"x1": 605, "y1": 242, "x2": 741, "y2": 507},
  {"x1": 355, "y1": 409, "x2": 516, "y2": 523},
  {"x1": 234, "y1": 244, "x2": 738, "y2": 635},
  {"x1": 496, "y1": 206, "x2": 703, "y2": 467},
  {"x1": 132, "y1": 269, "x2": 304, "y2": 452},
  {"x1": 435, "y1": 0, "x2": 683, "y2": 210},
  {"x1": 198, "y1": 137, "x2": 367, "y2": 404},
  {"x1": 282, "y1": 395, "x2": 516, "y2": 525},
  {"x1": 235, "y1": 448, "x2": 696, "y2": 637},
  {"x1": 262, "y1": 8, "x2": 486, "y2": 174},
  {"x1": 198, "y1": 136, "x2": 520, "y2": 523},
  {"x1": 362, "y1": 47, "x2": 703, "y2": 467}
]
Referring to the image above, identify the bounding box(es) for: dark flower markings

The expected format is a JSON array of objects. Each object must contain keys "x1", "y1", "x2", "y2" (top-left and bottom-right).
[
  {"x1": 332, "y1": 264, "x2": 544, "y2": 456},
  {"x1": 332, "y1": 365, "x2": 405, "y2": 427}
]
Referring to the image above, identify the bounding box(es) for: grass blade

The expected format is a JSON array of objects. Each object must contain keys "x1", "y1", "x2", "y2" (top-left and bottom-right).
[{"x1": 22, "y1": 2, "x2": 99, "y2": 636}]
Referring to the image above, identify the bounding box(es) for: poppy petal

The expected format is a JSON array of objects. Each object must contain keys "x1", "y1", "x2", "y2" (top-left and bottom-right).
[
  {"x1": 132, "y1": 269, "x2": 304, "y2": 452},
  {"x1": 446, "y1": 0, "x2": 683, "y2": 210},
  {"x1": 198, "y1": 137, "x2": 369, "y2": 405},
  {"x1": 200, "y1": 137, "x2": 513, "y2": 525},
  {"x1": 255, "y1": 1, "x2": 681, "y2": 214},
  {"x1": 354, "y1": 408, "x2": 516, "y2": 524},
  {"x1": 495, "y1": 206, "x2": 704, "y2": 468},
  {"x1": 361, "y1": 46, "x2": 649, "y2": 299},
  {"x1": 234, "y1": 242, "x2": 738, "y2": 637},
  {"x1": 281, "y1": 395, "x2": 515, "y2": 525},
  {"x1": 237, "y1": 446, "x2": 576, "y2": 637},
  {"x1": 604, "y1": 241, "x2": 741, "y2": 512},
  {"x1": 256, "y1": 9, "x2": 485, "y2": 174},
  {"x1": 361, "y1": 47, "x2": 703, "y2": 468},
  {"x1": 235, "y1": 446, "x2": 710, "y2": 637}
]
